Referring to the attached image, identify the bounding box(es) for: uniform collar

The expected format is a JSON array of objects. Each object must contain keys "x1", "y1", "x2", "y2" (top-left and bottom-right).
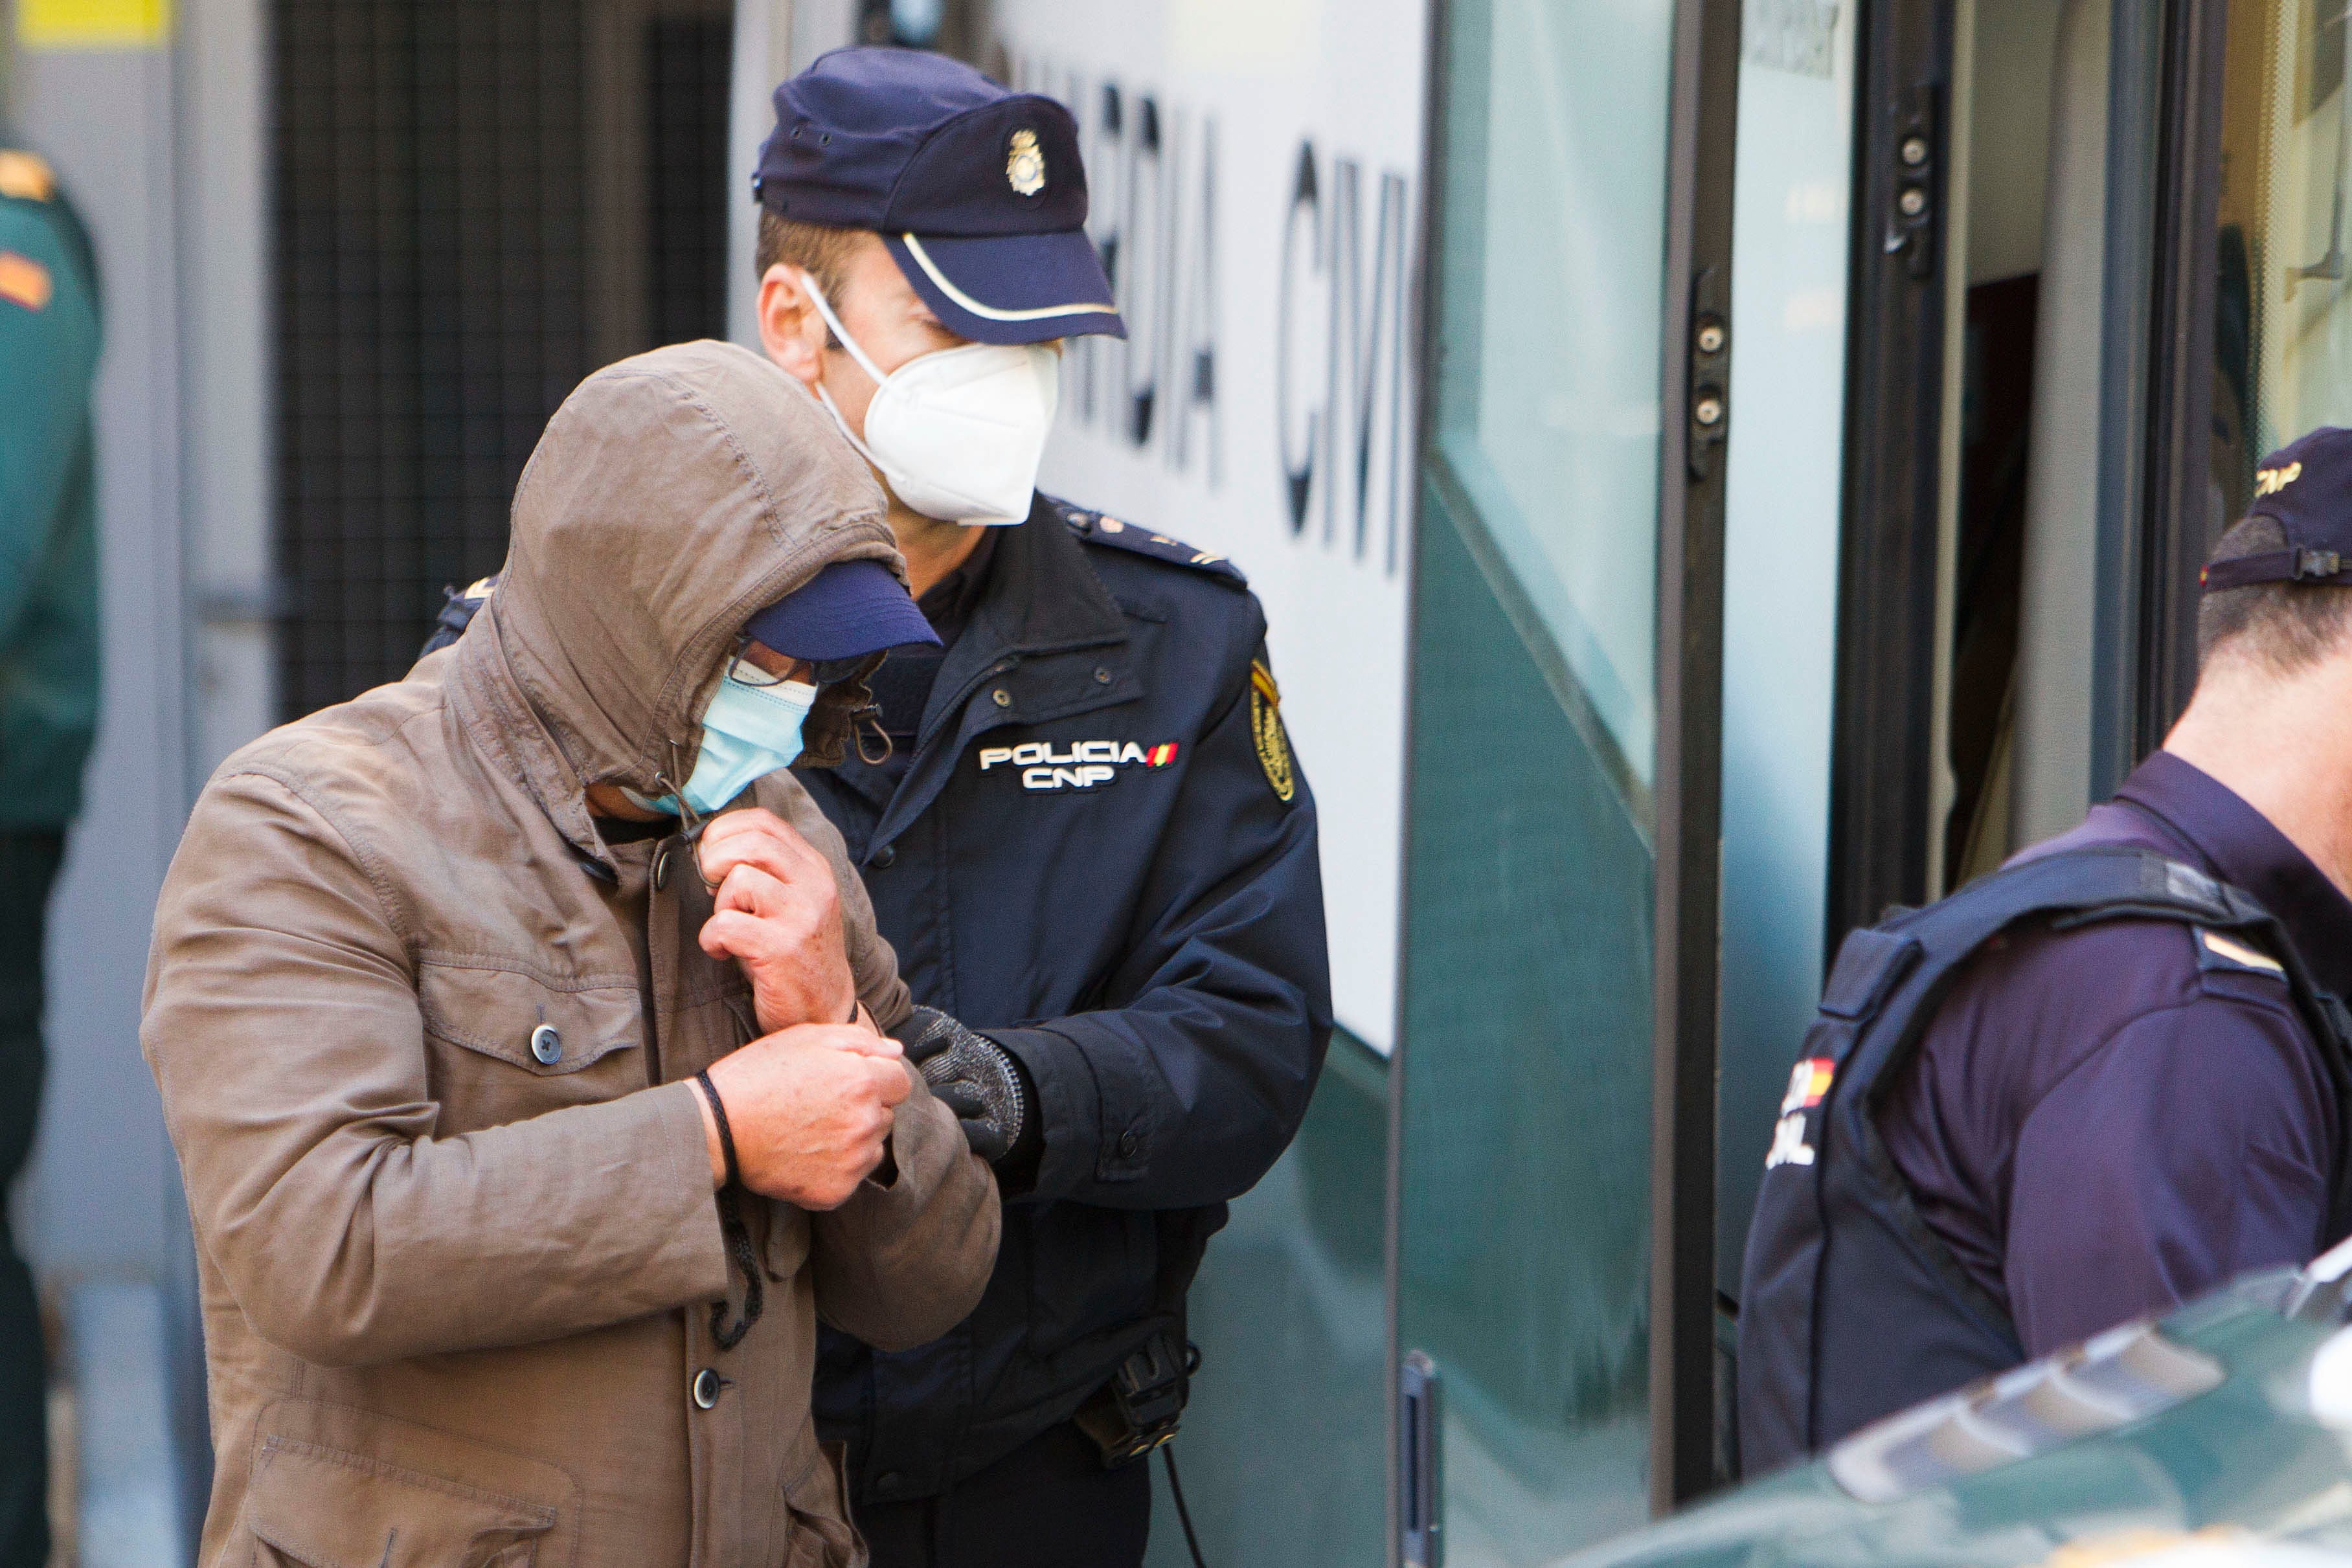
[
  {"x1": 915, "y1": 525, "x2": 998, "y2": 639},
  {"x1": 920, "y1": 491, "x2": 1127, "y2": 744},
  {"x1": 2114, "y1": 750, "x2": 2352, "y2": 997},
  {"x1": 829, "y1": 494, "x2": 1133, "y2": 846}
]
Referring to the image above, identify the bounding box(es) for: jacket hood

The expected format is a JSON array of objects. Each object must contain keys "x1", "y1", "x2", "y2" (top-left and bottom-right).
[{"x1": 455, "y1": 339, "x2": 901, "y2": 840}]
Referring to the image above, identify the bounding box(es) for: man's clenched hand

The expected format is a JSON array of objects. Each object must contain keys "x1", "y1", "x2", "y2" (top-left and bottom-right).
[
  {"x1": 696, "y1": 807, "x2": 859, "y2": 1031},
  {"x1": 699, "y1": 1023, "x2": 911, "y2": 1209}
]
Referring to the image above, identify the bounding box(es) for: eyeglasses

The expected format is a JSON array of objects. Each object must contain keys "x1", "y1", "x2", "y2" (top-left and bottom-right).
[
  {"x1": 724, "y1": 655, "x2": 798, "y2": 689},
  {"x1": 725, "y1": 647, "x2": 881, "y2": 689}
]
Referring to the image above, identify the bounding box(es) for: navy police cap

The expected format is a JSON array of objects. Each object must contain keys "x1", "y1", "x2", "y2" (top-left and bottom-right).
[
  {"x1": 754, "y1": 47, "x2": 1124, "y2": 346},
  {"x1": 2203, "y1": 427, "x2": 2352, "y2": 592}
]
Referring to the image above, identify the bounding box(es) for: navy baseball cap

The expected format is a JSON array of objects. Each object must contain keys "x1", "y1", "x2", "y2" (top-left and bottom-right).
[
  {"x1": 753, "y1": 47, "x2": 1124, "y2": 346},
  {"x1": 741, "y1": 558, "x2": 940, "y2": 662},
  {"x1": 2204, "y1": 428, "x2": 2352, "y2": 591}
]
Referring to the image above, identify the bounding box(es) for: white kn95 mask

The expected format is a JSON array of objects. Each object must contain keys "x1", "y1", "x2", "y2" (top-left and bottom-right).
[{"x1": 800, "y1": 268, "x2": 1060, "y2": 526}]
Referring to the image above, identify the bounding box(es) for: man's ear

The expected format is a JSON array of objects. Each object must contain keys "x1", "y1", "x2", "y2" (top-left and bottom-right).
[{"x1": 758, "y1": 264, "x2": 827, "y2": 390}]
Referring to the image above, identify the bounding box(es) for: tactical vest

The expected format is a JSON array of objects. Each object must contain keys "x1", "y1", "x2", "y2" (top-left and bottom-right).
[{"x1": 1736, "y1": 845, "x2": 2352, "y2": 1476}]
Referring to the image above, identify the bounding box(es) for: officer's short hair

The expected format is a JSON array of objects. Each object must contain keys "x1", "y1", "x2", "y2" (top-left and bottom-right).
[
  {"x1": 754, "y1": 210, "x2": 865, "y2": 303},
  {"x1": 2197, "y1": 514, "x2": 2352, "y2": 673}
]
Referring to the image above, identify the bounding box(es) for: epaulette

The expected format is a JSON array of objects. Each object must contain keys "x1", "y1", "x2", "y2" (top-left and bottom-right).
[
  {"x1": 2197, "y1": 926, "x2": 2289, "y2": 983},
  {"x1": 0, "y1": 151, "x2": 54, "y2": 203},
  {"x1": 1052, "y1": 498, "x2": 1247, "y2": 586}
]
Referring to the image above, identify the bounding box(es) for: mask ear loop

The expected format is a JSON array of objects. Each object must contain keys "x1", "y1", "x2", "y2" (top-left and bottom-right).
[
  {"x1": 800, "y1": 271, "x2": 907, "y2": 476},
  {"x1": 799, "y1": 269, "x2": 893, "y2": 387}
]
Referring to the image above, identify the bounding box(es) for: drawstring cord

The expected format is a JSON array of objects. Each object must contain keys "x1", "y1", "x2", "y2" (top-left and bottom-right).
[
  {"x1": 853, "y1": 702, "x2": 894, "y2": 765},
  {"x1": 653, "y1": 754, "x2": 722, "y2": 891}
]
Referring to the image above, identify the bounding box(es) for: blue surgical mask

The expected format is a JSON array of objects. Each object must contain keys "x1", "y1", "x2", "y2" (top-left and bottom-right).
[{"x1": 633, "y1": 660, "x2": 818, "y2": 817}]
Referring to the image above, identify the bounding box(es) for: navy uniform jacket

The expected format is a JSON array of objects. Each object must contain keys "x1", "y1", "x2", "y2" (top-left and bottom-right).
[
  {"x1": 1879, "y1": 750, "x2": 2349, "y2": 1354},
  {"x1": 798, "y1": 494, "x2": 1331, "y2": 1503}
]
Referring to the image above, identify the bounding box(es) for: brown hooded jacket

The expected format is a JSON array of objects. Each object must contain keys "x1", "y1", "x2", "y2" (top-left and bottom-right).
[{"x1": 141, "y1": 341, "x2": 997, "y2": 1567}]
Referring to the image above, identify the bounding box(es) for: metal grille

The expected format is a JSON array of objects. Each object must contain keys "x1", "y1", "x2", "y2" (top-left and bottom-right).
[
  {"x1": 273, "y1": 0, "x2": 592, "y2": 717},
  {"x1": 646, "y1": 12, "x2": 732, "y2": 350}
]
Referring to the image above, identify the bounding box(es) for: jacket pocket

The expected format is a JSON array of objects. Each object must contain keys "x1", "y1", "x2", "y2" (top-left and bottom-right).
[
  {"x1": 416, "y1": 959, "x2": 646, "y2": 1129},
  {"x1": 245, "y1": 1411, "x2": 564, "y2": 1568},
  {"x1": 781, "y1": 1441, "x2": 861, "y2": 1568}
]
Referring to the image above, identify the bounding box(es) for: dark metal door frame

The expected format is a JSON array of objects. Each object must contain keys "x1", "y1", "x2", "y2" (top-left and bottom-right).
[
  {"x1": 1392, "y1": 0, "x2": 1745, "y2": 1533},
  {"x1": 1826, "y1": 0, "x2": 2238, "y2": 943},
  {"x1": 2098, "y1": 0, "x2": 2230, "y2": 787},
  {"x1": 1649, "y1": 0, "x2": 1742, "y2": 1516},
  {"x1": 1393, "y1": 1, "x2": 1453, "y2": 1556},
  {"x1": 1825, "y1": 0, "x2": 1956, "y2": 948}
]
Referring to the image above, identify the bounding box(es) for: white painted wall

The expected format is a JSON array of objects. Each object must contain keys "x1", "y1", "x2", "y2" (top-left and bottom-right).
[{"x1": 983, "y1": 0, "x2": 1426, "y2": 1053}]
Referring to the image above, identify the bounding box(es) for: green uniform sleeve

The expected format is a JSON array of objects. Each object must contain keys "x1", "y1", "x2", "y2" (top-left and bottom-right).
[{"x1": 0, "y1": 196, "x2": 100, "y2": 650}]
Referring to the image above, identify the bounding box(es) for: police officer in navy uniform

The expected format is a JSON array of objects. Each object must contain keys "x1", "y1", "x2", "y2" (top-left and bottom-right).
[
  {"x1": 1739, "y1": 427, "x2": 2352, "y2": 1474},
  {"x1": 427, "y1": 47, "x2": 1331, "y2": 1567}
]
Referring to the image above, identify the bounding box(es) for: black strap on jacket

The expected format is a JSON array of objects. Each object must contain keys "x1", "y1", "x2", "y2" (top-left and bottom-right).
[{"x1": 1736, "y1": 845, "x2": 2352, "y2": 1478}]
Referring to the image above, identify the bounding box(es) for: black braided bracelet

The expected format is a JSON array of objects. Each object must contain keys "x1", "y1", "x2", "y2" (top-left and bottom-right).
[
  {"x1": 694, "y1": 1070, "x2": 741, "y2": 1190},
  {"x1": 692, "y1": 1070, "x2": 764, "y2": 1350}
]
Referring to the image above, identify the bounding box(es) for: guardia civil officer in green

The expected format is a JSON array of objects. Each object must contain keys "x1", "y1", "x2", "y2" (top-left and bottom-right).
[
  {"x1": 0, "y1": 138, "x2": 100, "y2": 1568},
  {"x1": 428, "y1": 46, "x2": 1332, "y2": 1568}
]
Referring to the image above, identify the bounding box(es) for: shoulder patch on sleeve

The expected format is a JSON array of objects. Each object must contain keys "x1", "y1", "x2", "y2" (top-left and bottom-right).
[
  {"x1": 1250, "y1": 657, "x2": 1296, "y2": 803},
  {"x1": 1053, "y1": 497, "x2": 1248, "y2": 586},
  {"x1": 420, "y1": 572, "x2": 499, "y2": 657},
  {"x1": 2199, "y1": 927, "x2": 2287, "y2": 980},
  {"x1": 0, "y1": 151, "x2": 54, "y2": 203},
  {"x1": 0, "y1": 252, "x2": 52, "y2": 312}
]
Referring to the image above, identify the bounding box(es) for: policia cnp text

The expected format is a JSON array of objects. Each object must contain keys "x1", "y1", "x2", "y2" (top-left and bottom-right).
[{"x1": 1741, "y1": 426, "x2": 2352, "y2": 1472}]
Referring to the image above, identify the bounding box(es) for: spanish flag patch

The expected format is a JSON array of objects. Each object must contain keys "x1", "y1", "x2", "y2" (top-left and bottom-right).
[{"x1": 1780, "y1": 1057, "x2": 1835, "y2": 1114}]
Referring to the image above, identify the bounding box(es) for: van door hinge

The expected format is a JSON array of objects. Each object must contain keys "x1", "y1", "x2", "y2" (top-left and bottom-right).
[
  {"x1": 1884, "y1": 85, "x2": 1939, "y2": 279},
  {"x1": 1687, "y1": 265, "x2": 1729, "y2": 480}
]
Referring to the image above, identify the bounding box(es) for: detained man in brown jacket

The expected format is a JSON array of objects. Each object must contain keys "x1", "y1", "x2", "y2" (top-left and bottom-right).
[{"x1": 140, "y1": 340, "x2": 999, "y2": 1567}]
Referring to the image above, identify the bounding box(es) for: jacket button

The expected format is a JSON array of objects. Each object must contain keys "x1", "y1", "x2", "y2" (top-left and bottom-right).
[
  {"x1": 870, "y1": 844, "x2": 897, "y2": 869},
  {"x1": 991, "y1": 688, "x2": 1012, "y2": 708},
  {"x1": 1094, "y1": 666, "x2": 1112, "y2": 684},
  {"x1": 692, "y1": 1368, "x2": 723, "y2": 1409},
  {"x1": 652, "y1": 846, "x2": 670, "y2": 890},
  {"x1": 1116, "y1": 1130, "x2": 1140, "y2": 1158},
  {"x1": 530, "y1": 1024, "x2": 562, "y2": 1065}
]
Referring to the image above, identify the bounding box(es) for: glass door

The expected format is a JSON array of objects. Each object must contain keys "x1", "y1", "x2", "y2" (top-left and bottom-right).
[{"x1": 1396, "y1": 0, "x2": 1736, "y2": 1559}]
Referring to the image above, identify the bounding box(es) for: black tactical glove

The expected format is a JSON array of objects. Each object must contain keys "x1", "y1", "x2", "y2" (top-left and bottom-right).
[{"x1": 900, "y1": 1005, "x2": 1027, "y2": 1163}]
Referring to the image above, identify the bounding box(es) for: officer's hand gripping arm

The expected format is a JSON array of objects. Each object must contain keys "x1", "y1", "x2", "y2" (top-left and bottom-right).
[{"x1": 897, "y1": 1005, "x2": 1029, "y2": 1163}]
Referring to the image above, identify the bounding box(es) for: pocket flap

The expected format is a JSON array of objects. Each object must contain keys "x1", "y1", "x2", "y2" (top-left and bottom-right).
[
  {"x1": 248, "y1": 1401, "x2": 569, "y2": 1568},
  {"x1": 418, "y1": 959, "x2": 642, "y2": 1075}
]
